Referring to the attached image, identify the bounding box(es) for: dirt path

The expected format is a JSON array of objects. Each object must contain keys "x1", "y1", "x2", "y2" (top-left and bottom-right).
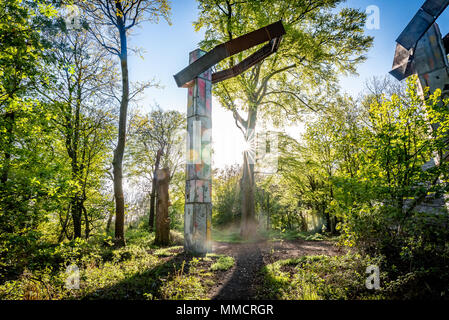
[{"x1": 209, "y1": 239, "x2": 343, "y2": 300}]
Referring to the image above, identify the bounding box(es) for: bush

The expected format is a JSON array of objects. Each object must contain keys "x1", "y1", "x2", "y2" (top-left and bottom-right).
[
  {"x1": 339, "y1": 204, "x2": 449, "y2": 299},
  {"x1": 159, "y1": 261, "x2": 207, "y2": 300},
  {"x1": 0, "y1": 240, "x2": 161, "y2": 300},
  {"x1": 210, "y1": 255, "x2": 235, "y2": 271},
  {"x1": 259, "y1": 254, "x2": 384, "y2": 300}
]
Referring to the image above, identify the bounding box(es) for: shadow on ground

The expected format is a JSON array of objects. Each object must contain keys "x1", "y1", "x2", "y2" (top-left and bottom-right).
[
  {"x1": 212, "y1": 242, "x2": 265, "y2": 300},
  {"x1": 82, "y1": 252, "x2": 193, "y2": 300},
  {"x1": 210, "y1": 239, "x2": 343, "y2": 300}
]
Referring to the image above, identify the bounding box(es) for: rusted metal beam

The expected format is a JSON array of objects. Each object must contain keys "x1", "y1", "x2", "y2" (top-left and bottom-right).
[
  {"x1": 212, "y1": 37, "x2": 282, "y2": 84},
  {"x1": 177, "y1": 22, "x2": 285, "y2": 255},
  {"x1": 174, "y1": 20, "x2": 286, "y2": 88},
  {"x1": 390, "y1": 43, "x2": 415, "y2": 81},
  {"x1": 396, "y1": 0, "x2": 449, "y2": 50},
  {"x1": 389, "y1": 1, "x2": 449, "y2": 216},
  {"x1": 444, "y1": 33, "x2": 449, "y2": 53}
]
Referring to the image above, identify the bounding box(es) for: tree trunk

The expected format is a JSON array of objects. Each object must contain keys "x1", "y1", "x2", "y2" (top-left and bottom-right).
[
  {"x1": 149, "y1": 149, "x2": 163, "y2": 232},
  {"x1": 327, "y1": 182, "x2": 336, "y2": 234},
  {"x1": 240, "y1": 108, "x2": 257, "y2": 239},
  {"x1": 71, "y1": 93, "x2": 83, "y2": 239},
  {"x1": 113, "y1": 22, "x2": 129, "y2": 247},
  {"x1": 1, "y1": 111, "x2": 14, "y2": 184},
  {"x1": 58, "y1": 204, "x2": 71, "y2": 242},
  {"x1": 106, "y1": 208, "x2": 113, "y2": 235},
  {"x1": 240, "y1": 148, "x2": 257, "y2": 239},
  {"x1": 155, "y1": 168, "x2": 170, "y2": 246},
  {"x1": 286, "y1": 211, "x2": 291, "y2": 229},
  {"x1": 299, "y1": 211, "x2": 308, "y2": 232},
  {"x1": 266, "y1": 192, "x2": 270, "y2": 230},
  {"x1": 83, "y1": 204, "x2": 89, "y2": 239},
  {"x1": 324, "y1": 205, "x2": 331, "y2": 233},
  {"x1": 71, "y1": 197, "x2": 82, "y2": 238}
]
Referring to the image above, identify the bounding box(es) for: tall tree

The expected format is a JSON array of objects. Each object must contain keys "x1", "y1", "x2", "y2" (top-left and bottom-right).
[
  {"x1": 0, "y1": 0, "x2": 61, "y2": 274},
  {"x1": 39, "y1": 28, "x2": 118, "y2": 240},
  {"x1": 128, "y1": 108, "x2": 184, "y2": 232},
  {"x1": 0, "y1": 0, "x2": 54, "y2": 182},
  {"x1": 194, "y1": 0, "x2": 373, "y2": 238},
  {"x1": 80, "y1": 0, "x2": 171, "y2": 246},
  {"x1": 212, "y1": 165, "x2": 241, "y2": 226}
]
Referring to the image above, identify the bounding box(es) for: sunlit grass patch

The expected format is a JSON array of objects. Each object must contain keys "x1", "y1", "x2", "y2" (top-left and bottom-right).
[
  {"x1": 260, "y1": 229, "x2": 333, "y2": 242},
  {"x1": 125, "y1": 226, "x2": 155, "y2": 247},
  {"x1": 159, "y1": 258, "x2": 213, "y2": 300},
  {"x1": 0, "y1": 216, "x2": 232, "y2": 301},
  {"x1": 158, "y1": 253, "x2": 236, "y2": 300},
  {"x1": 154, "y1": 246, "x2": 183, "y2": 257},
  {"x1": 259, "y1": 257, "x2": 321, "y2": 300},
  {"x1": 213, "y1": 227, "x2": 335, "y2": 243},
  {"x1": 0, "y1": 243, "x2": 161, "y2": 300},
  {"x1": 210, "y1": 255, "x2": 235, "y2": 271},
  {"x1": 212, "y1": 228, "x2": 243, "y2": 243},
  {"x1": 259, "y1": 254, "x2": 384, "y2": 300},
  {"x1": 160, "y1": 272, "x2": 206, "y2": 300}
]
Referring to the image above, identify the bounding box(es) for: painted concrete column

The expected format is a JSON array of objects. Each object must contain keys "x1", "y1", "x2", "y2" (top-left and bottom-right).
[{"x1": 184, "y1": 49, "x2": 212, "y2": 254}]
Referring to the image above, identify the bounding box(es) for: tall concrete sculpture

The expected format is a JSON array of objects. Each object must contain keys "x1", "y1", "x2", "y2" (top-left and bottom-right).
[
  {"x1": 390, "y1": 0, "x2": 449, "y2": 213},
  {"x1": 175, "y1": 21, "x2": 286, "y2": 254},
  {"x1": 184, "y1": 49, "x2": 213, "y2": 254}
]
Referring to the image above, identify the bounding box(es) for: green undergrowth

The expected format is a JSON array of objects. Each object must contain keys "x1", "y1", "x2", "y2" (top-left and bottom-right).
[
  {"x1": 258, "y1": 253, "x2": 385, "y2": 300},
  {"x1": 213, "y1": 227, "x2": 335, "y2": 243},
  {"x1": 154, "y1": 246, "x2": 183, "y2": 257},
  {"x1": 209, "y1": 255, "x2": 235, "y2": 271},
  {"x1": 159, "y1": 253, "x2": 236, "y2": 299},
  {"x1": 261, "y1": 229, "x2": 336, "y2": 242},
  {"x1": 212, "y1": 228, "x2": 243, "y2": 243},
  {"x1": 0, "y1": 225, "x2": 233, "y2": 300},
  {"x1": 158, "y1": 260, "x2": 207, "y2": 300}
]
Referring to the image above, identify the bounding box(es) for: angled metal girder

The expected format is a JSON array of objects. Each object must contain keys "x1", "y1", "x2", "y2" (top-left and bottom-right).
[
  {"x1": 444, "y1": 33, "x2": 449, "y2": 52},
  {"x1": 397, "y1": 0, "x2": 449, "y2": 50},
  {"x1": 391, "y1": 22, "x2": 449, "y2": 84},
  {"x1": 174, "y1": 20, "x2": 286, "y2": 88},
  {"x1": 390, "y1": 43, "x2": 415, "y2": 81},
  {"x1": 390, "y1": 1, "x2": 449, "y2": 214},
  {"x1": 422, "y1": 0, "x2": 449, "y2": 16},
  {"x1": 212, "y1": 37, "x2": 283, "y2": 84}
]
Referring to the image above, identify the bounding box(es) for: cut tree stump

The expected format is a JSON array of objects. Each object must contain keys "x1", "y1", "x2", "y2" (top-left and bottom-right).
[{"x1": 155, "y1": 168, "x2": 170, "y2": 246}]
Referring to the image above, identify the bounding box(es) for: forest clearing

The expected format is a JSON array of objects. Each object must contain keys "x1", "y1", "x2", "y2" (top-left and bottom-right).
[{"x1": 1, "y1": 0, "x2": 449, "y2": 305}]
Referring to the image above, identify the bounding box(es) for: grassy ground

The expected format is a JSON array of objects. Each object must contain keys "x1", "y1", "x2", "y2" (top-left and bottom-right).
[
  {"x1": 0, "y1": 228, "x2": 235, "y2": 300},
  {"x1": 212, "y1": 227, "x2": 336, "y2": 243},
  {"x1": 0, "y1": 224, "x2": 386, "y2": 300},
  {"x1": 258, "y1": 253, "x2": 385, "y2": 300}
]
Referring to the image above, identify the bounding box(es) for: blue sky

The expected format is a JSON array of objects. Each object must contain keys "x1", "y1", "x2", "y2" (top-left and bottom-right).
[
  {"x1": 125, "y1": 0, "x2": 449, "y2": 168},
  {"x1": 341, "y1": 0, "x2": 449, "y2": 95}
]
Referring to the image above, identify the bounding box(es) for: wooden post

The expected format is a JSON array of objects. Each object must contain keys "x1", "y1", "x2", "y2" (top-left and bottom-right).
[{"x1": 155, "y1": 168, "x2": 170, "y2": 246}]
